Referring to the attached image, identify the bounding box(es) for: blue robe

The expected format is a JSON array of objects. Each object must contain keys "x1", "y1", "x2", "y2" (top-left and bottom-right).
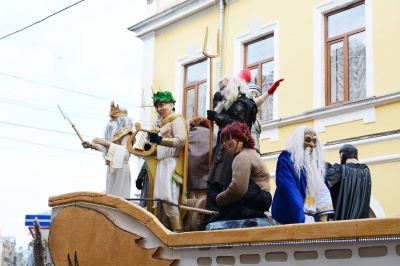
[
  {"x1": 271, "y1": 151, "x2": 332, "y2": 224},
  {"x1": 271, "y1": 151, "x2": 307, "y2": 224}
]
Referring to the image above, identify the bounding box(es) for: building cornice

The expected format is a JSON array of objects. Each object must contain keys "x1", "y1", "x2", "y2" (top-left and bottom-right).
[{"x1": 128, "y1": 0, "x2": 216, "y2": 39}]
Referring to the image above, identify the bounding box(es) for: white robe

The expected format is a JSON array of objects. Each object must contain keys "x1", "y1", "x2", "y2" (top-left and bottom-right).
[
  {"x1": 105, "y1": 142, "x2": 131, "y2": 198},
  {"x1": 152, "y1": 146, "x2": 180, "y2": 217},
  {"x1": 303, "y1": 183, "x2": 333, "y2": 223}
]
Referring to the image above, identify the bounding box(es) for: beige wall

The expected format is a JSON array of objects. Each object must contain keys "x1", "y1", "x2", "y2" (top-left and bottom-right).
[{"x1": 146, "y1": 0, "x2": 400, "y2": 217}]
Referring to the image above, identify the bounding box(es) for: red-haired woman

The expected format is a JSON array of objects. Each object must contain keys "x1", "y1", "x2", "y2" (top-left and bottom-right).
[{"x1": 200, "y1": 122, "x2": 272, "y2": 230}]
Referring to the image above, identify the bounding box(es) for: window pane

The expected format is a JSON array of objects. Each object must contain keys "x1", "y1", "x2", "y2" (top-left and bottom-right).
[
  {"x1": 249, "y1": 68, "x2": 258, "y2": 85},
  {"x1": 197, "y1": 82, "x2": 207, "y2": 117},
  {"x1": 186, "y1": 60, "x2": 207, "y2": 85},
  {"x1": 246, "y1": 36, "x2": 274, "y2": 65},
  {"x1": 185, "y1": 88, "x2": 195, "y2": 121},
  {"x1": 330, "y1": 41, "x2": 344, "y2": 103},
  {"x1": 349, "y1": 31, "x2": 366, "y2": 101},
  {"x1": 328, "y1": 4, "x2": 365, "y2": 38},
  {"x1": 260, "y1": 61, "x2": 274, "y2": 120}
]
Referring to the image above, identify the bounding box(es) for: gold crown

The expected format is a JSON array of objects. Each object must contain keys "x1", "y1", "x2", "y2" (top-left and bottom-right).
[{"x1": 109, "y1": 101, "x2": 127, "y2": 117}]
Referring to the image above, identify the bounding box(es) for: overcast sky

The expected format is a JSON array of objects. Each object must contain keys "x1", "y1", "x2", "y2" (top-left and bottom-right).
[{"x1": 0, "y1": 0, "x2": 147, "y2": 249}]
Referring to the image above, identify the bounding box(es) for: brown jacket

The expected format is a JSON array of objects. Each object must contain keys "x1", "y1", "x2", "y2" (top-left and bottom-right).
[{"x1": 216, "y1": 148, "x2": 270, "y2": 206}]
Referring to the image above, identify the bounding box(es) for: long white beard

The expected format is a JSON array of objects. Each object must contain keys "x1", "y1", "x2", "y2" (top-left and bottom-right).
[
  {"x1": 304, "y1": 147, "x2": 323, "y2": 197},
  {"x1": 100, "y1": 121, "x2": 120, "y2": 158},
  {"x1": 104, "y1": 121, "x2": 119, "y2": 142}
]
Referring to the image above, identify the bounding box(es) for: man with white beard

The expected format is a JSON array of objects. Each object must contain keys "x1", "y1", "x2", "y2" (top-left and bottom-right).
[
  {"x1": 271, "y1": 126, "x2": 334, "y2": 224},
  {"x1": 82, "y1": 102, "x2": 134, "y2": 198}
]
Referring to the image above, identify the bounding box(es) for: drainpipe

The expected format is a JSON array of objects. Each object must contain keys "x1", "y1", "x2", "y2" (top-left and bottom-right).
[{"x1": 216, "y1": 0, "x2": 225, "y2": 83}]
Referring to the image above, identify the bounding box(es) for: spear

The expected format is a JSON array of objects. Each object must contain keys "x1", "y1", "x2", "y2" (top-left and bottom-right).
[{"x1": 57, "y1": 105, "x2": 85, "y2": 142}]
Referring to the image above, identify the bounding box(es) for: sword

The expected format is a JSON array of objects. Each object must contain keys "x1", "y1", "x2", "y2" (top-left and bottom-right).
[{"x1": 57, "y1": 105, "x2": 85, "y2": 142}]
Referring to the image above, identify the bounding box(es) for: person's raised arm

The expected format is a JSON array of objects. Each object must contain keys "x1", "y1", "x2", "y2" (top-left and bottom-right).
[{"x1": 254, "y1": 78, "x2": 284, "y2": 108}]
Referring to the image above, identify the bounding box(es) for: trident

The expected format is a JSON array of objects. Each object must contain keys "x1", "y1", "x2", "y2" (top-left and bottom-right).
[{"x1": 203, "y1": 26, "x2": 220, "y2": 167}]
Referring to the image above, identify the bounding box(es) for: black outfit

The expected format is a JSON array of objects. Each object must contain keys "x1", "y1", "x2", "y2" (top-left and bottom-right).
[
  {"x1": 326, "y1": 163, "x2": 372, "y2": 220},
  {"x1": 136, "y1": 162, "x2": 149, "y2": 208},
  {"x1": 200, "y1": 180, "x2": 272, "y2": 230},
  {"x1": 205, "y1": 93, "x2": 257, "y2": 215}
]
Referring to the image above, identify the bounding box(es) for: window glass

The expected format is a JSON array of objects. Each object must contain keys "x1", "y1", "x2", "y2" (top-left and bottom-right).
[
  {"x1": 328, "y1": 4, "x2": 365, "y2": 38},
  {"x1": 186, "y1": 60, "x2": 207, "y2": 85},
  {"x1": 261, "y1": 61, "x2": 274, "y2": 120},
  {"x1": 329, "y1": 41, "x2": 344, "y2": 103},
  {"x1": 185, "y1": 88, "x2": 195, "y2": 120},
  {"x1": 246, "y1": 37, "x2": 274, "y2": 65},
  {"x1": 249, "y1": 68, "x2": 258, "y2": 85},
  {"x1": 348, "y1": 31, "x2": 366, "y2": 101},
  {"x1": 197, "y1": 82, "x2": 207, "y2": 117}
]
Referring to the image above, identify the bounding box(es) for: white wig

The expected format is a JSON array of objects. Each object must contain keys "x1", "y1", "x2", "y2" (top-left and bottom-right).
[
  {"x1": 214, "y1": 75, "x2": 249, "y2": 113},
  {"x1": 285, "y1": 125, "x2": 326, "y2": 180}
]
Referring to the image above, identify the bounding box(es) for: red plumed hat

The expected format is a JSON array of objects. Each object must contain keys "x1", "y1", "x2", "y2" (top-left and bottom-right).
[{"x1": 238, "y1": 68, "x2": 251, "y2": 82}]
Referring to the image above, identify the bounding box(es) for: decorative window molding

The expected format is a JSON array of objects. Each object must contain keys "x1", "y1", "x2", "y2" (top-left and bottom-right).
[
  {"x1": 175, "y1": 49, "x2": 209, "y2": 114},
  {"x1": 313, "y1": 0, "x2": 374, "y2": 109}
]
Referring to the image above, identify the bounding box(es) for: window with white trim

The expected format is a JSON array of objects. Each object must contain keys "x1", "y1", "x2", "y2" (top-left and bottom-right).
[
  {"x1": 326, "y1": 1, "x2": 366, "y2": 105},
  {"x1": 183, "y1": 59, "x2": 207, "y2": 121},
  {"x1": 244, "y1": 34, "x2": 274, "y2": 120}
]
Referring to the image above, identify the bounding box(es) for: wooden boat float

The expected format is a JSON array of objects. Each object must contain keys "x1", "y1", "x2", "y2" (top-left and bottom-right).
[{"x1": 47, "y1": 192, "x2": 400, "y2": 265}]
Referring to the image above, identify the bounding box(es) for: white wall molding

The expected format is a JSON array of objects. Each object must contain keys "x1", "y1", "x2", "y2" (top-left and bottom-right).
[
  {"x1": 260, "y1": 92, "x2": 400, "y2": 142},
  {"x1": 262, "y1": 133, "x2": 400, "y2": 169}
]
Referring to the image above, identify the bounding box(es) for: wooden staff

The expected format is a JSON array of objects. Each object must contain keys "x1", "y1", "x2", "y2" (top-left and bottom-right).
[
  {"x1": 179, "y1": 205, "x2": 218, "y2": 216},
  {"x1": 130, "y1": 198, "x2": 218, "y2": 216},
  {"x1": 203, "y1": 27, "x2": 220, "y2": 168}
]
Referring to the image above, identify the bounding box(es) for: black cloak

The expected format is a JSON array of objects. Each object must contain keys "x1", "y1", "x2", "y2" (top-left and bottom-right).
[{"x1": 327, "y1": 163, "x2": 372, "y2": 220}]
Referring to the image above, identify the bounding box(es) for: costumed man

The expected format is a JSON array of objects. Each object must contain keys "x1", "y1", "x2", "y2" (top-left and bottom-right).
[
  {"x1": 183, "y1": 117, "x2": 217, "y2": 231},
  {"x1": 238, "y1": 68, "x2": 284, "y2": 154},
  {"x1": 147, "y1": 91, "x2": 188, "y2": 232},
  {"x1": 206, "y1": 74, "x2": 283, "y2": 214},
  {"x1": 199, "y1": 122, "x2": 272, "y2": 230},
  {"x1": 187, "y1": 116, "x2": 217, "y2": 198},
  {"x1": 326, "y1": 144, "x2": 372, "y2": 220},
  {"x1": 271, "y1": 126, "x2": 334, "y2": 224},
  {"x1": 206, "y1": 75, "x2": 257, "y2": 215},
  {"x1": 82, "y1": 102, "x2": 134, "y2": 198}
]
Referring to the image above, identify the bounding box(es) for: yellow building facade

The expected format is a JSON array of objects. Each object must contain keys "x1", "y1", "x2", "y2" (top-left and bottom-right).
[{"x1": 129, "y1": 0, "x2": 400, "y2": 218}]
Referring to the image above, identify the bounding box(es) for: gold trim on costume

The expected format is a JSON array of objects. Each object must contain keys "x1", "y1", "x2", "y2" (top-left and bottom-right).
[
  {"x1": 170, "y1": 215, "x2": 184, "y2": 232},
  {"x1": 159, "y1": 138, "x2": 174, "y2": 147},
  {"x1": 112, "y1": 128, "x2": 132, "y2": 142}
]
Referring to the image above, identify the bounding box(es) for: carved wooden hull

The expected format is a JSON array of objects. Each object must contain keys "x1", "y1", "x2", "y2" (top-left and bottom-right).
[{"x1": 47, "y1": 192, "x2": 400, "y2": 265}]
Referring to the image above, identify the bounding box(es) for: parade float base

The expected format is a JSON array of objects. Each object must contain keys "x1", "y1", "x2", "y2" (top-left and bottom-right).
[{"x1": 47, "y1": 192, "x2": 400, "y2": 265}]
